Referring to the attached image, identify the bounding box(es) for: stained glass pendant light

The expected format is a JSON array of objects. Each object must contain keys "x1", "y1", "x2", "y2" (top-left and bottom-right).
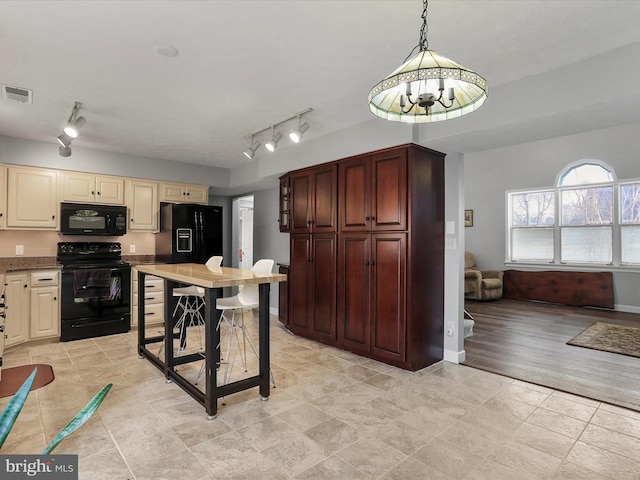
[{"x1": 368, "y1": 0, "x2": 487, "y2": 123}]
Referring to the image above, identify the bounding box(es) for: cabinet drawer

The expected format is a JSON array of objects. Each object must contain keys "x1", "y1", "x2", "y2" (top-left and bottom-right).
[
  {"x1": 132, "y1": 274, "x2": 164, "y2": 292},
  {"x1": 132, "y1": 290, "x2": 165, "y2": 306},
  {"x1": 132, "y1": 303, "x2": 164, "y2": 325},
  {"x1": 30, "y1": 270, "x2": 60, "y2": 286}
]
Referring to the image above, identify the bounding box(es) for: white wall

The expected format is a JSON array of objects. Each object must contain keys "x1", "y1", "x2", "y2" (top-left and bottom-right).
[{"x1": 464, "y1": 122, "x2": 640, "y2": 312}]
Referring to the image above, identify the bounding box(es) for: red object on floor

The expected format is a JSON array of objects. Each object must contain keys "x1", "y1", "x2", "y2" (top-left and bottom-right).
[{"x1": 0, "y1": 364, "x2": 55, "y2": 398}]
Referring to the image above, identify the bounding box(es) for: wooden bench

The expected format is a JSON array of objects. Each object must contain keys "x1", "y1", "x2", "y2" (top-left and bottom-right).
[{"x1": 502, "y1": 270, "x2": 614, "y2": 309}]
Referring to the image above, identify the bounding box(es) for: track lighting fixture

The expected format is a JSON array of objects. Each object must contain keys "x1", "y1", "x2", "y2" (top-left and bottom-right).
[
  {"x1": 56, "y1": 101, "x2": 87, "y2": 157},
  {"x1": 289, "y1": 120, "x2": 310, "y2": 143},
  {"x1": 243, "y1": 136, "x2": 261, "y2": 159},
  {"x1": 265, "y1": 128, "x2": 283, "y2": 152},
  {"x1": 63, "y1": 101, "x2": 86, "y2": 138},
  {"x1": 59, "y1": 146, "x2": 72, "y2": 157},
  {"x1": 56, "y1": 133, "x2": 73, "y2": 148},
  {"x1": 241, "y1": 107, "x2": 312, "y2": 158}
]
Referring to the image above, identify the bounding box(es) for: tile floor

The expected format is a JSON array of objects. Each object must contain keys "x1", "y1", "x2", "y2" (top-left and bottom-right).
[{"x1": 1, "y1": 317, "x2": 640, "y2": 480}]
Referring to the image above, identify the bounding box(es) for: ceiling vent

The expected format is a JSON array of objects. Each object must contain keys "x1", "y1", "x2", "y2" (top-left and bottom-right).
[{"x1": 2, "y1": 84, "x2": 33, "y2": 103}]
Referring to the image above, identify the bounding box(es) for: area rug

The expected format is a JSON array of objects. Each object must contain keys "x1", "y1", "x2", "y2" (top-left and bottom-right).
[
  {"x1": 0, "y1": 364, "x2": 55, "y2": 398},
  {"x1": 567, "y1": 322, "x2": 640, "y2": 358}
]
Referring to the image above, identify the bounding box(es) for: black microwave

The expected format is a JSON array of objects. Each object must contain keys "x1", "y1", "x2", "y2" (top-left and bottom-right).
[{"x1": 60, "y1": 203, "x2": 127, "y2": 236}]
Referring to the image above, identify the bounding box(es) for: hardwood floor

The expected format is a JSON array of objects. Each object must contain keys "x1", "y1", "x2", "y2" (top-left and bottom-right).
[{"x1": 463, "y1": 298, "x2": 640, "y2": 412}]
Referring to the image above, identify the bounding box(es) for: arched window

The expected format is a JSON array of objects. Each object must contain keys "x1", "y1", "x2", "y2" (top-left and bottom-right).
[
  {"x1": 557, "y1": 160, "x2": 615, "y2": 186},
  {"x1": 507, "y1": 160, "x2": 640, "y2": 266}
]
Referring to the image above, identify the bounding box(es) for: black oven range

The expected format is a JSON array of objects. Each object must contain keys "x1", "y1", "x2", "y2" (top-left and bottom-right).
[{"x1": 57, "y1": 242, "x2": 131, "y2": 341}]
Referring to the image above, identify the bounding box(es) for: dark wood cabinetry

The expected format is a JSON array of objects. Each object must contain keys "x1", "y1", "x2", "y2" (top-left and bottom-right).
[
  {"x1": 289, "y1": 233, "x2": 337, "y2": 342},
  {"x1": 339, "y1": 149, "x2": 407, "y2": 232},
  {"x1": 290, "y1": 165, "x2": 337, "y2": 234},
  {"x1": 284, "y1": 143, "x2": 444, "y2": 371},
  {"x1": 278, "y1": 264, "x2": 289, "y2": 324}
]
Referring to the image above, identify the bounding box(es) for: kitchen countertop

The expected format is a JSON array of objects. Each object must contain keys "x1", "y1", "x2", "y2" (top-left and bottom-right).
[{"x1": 0, "y1": 257, "x2": 59, "y2": 273}]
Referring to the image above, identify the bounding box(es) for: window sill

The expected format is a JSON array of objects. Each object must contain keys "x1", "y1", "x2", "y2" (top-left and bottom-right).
[{"x1": 504, "y1": 262, "x2": 640, "y2": 274}]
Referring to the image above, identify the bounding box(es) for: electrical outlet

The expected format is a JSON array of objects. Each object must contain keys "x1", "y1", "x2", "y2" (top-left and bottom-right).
[
  {"x1": 129, "y1": 244, "x2": 136, "y2": 253},
  {"x1": 445, "y1": 237, "x2": 456, "y2": 250},
  {"x1": 446, "y1": 322, "x2": 454, "y2": 336},
  {"x1": 15, "y1": 245, "x2": 24, "y2": 255}
]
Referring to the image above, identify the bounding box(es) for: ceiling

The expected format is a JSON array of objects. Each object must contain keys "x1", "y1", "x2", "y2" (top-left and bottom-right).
[{"x1": 2, "y1": 0, "x2": 640, "y2": 174}]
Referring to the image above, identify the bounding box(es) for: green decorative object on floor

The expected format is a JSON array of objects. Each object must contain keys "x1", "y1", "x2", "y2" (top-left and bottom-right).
[
  {"x1": 567, "y1": 322, "x2": 640, "y2": 358},
  {"x1": 0, "y1": 367, "x2": 112, "y2": 453}
]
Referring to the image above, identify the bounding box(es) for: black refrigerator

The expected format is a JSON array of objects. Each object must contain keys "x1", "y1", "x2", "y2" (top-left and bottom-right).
[{"x1": 155, "y1": 202, "x2": 223, "y2": 264}]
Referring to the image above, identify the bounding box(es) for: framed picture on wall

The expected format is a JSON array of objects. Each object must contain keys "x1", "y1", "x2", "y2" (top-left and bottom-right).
[{"x1": 464, "y1": 209, "x2": 473, "y2": 227}]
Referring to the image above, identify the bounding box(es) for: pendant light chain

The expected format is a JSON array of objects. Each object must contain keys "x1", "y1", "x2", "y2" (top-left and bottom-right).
[
  {"x1": 404, "y1": 0, "x2": 429, "y2": 62},
  {"x1": 419, "y1": 0, "x2": 429, "y2": 51}
]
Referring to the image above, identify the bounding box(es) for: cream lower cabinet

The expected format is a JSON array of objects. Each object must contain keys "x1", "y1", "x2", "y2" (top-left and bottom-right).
[
  {"x1": 131, "y1": 268, "x2": 165, "y2": 327},
  {"x1": 29, "y1": 270, "x2": 60, "y2": 339},
  {"x1": 7, "y1": 166, "x2": 58, "y2": 229},
  {"x1": 126, "y1": 179, "x2": 158, "y2": 231},
  {"x1": 159, "y1": 182, "x2": 208, "y2": 204},
  {"x1": 61, "y1": 172, "x2": 125, "y2": 204},
  {"x1": 4, "y1": 272, "x2": 29, "y2": 347}
]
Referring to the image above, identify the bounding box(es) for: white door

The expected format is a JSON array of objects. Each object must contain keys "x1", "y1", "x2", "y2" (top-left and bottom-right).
[{"x1": 239, "y1": 207, "x2": 254, "y2": 270}]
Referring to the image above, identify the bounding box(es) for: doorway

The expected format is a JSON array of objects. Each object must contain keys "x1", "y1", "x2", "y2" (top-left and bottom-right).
[{"x1": 233, "y1": 195, "x2": 254, "y2": 270}]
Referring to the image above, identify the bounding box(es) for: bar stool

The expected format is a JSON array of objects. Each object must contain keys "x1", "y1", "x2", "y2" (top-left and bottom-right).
[
  {"x1": 158, "y1": 256, "x2": 223, "y2": 357},
  {"x1": 216, "y1": 259, "x2": 276, "y2": 387}
]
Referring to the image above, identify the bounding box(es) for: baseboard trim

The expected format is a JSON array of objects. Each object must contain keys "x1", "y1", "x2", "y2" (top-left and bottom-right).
[
  {"x1": 614, "y1": 304, "x2": 640, "y2": 314},
  {"x1": 443, "y1": 348, "x2": 466, "y2": 364}
]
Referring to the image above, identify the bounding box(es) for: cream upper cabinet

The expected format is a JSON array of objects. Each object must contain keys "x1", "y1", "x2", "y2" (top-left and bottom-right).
[
  {"x1": 61, "y1": 172, "x2": 125, "y2": 204},
  {"x1": 160, "y1": 182, "x2": 208, "y2": 204},
  {"x1": 7, "y1": 166, "x2": 58, "y2": 229},
  {"x1": 0, "y1": 164, "x2": 6, "y2": 229},
  {"x1": 126, "y1": 179, "x2": 158, "y2": 231}
]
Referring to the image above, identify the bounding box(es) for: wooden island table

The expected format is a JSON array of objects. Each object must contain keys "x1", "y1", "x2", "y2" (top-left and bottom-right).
[{"x1": 136, "y1": 263, "x2": 286, "y2": 418}]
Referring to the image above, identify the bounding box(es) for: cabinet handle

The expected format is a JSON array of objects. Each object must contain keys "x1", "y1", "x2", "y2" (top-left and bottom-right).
[
  {"x1": 370, "y1": 261, "x2": 375, "y2": 266},
  {"x1": 130, "y1": 218, "x2": 134, "y2": 222},
  {"x1": 91, "y1": 191, "x2": 95, "y2": 195},
  {"x1": 371, "y1": 216, "x2": 376, "y2": 221},
  {"x1": 365, "y1": 261, "x2": 370, "y2": 265},
  {"x1": 365, "y1": 216, "x2": 370, "y2": 221},
  {"x1": 145, "y1": 296, "x2": 155, "y2": 301},
  {"x1": 53, "y1": 296, "x2": 57, "y2": 301},
  {"x1": 145, "y1": 312, "x2": 155, "y2": 316},
  {"x1": 38, "y1": 278, "x2": 54, "y2": 282},
  {"x1": 24, "y1": 284, "x2": 28, "y2": 288},
  {"x1": 0, "y1": 213, "x2": 3, "y2": 217},
  {"x1": 52, "y1": 215, "x2": 55, "y2": 220}
]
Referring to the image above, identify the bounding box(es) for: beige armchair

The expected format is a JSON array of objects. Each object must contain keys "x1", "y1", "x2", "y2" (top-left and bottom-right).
[{"x1": 464, "y1": 251, "x2": 504, "y2": 301}]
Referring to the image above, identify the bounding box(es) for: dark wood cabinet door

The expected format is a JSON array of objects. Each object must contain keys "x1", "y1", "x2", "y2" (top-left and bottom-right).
[
  {"x1": 289, "y1": 235, "x2": 311, "y2": 333},
  {"x1": 371, "y1": 149, "x2": 407, "y2": 231},
  {"x1": 370, "y1": 233, "x2": 406, "y2": 362},
  {"x1": 310, "y1": 234, "x2": 336, "y2": 342},
  {"x1": 311, "y1": 165, "x2": 337, "y2": 233},
  {"x1": 337, "y1": 233, "x2": 370, "y2": 353},
  {"x1": 290, "y1": 173, "x2": 311, "y2": 233},
  {"x1": 278, "y1": 265, "x2": 289, "y2": 325},
  {"x1": 338, "y1": 156, "x2": 371, "y2": 232}
]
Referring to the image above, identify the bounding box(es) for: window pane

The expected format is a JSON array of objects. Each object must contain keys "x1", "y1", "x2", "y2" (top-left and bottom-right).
[
  {"x1": 511, "y1": 227, "x2": 554, "y2": 261},
  {"x1": 561, "y1": 226, "x2": 612, "y2": 263},
  {"x1": 558, "y1": 163, "x2": 614, "y2": 186},
  {"x1": 510, "y1": 191, "x2": 555, "y2": 226},
  {"x1": 621, "y1": 183, "x2": 640, "y2": 225},
  {"x1": 621, "y1": 226, "x2": 640, "y2": 263},
  {"x1": 561, "y1": 187, "x2": 612, "y2": 225}
]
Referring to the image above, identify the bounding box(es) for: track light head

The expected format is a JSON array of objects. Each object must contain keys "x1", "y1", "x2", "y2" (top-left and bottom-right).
[
  {"x1": 64, "y1": 116, "x2": 86, "y2": 138},
  {"x1": 243, "y1": 139, "x2": 261, "y2": 159},
  {"x1": 289, "y1": 122, "x2": 310, "y2": 143},
  {"x1": 265, "y1": 131, "x2": 283, "y2": 152},
  {"x1": 57, "y1": 133, "x2": 73, "y2": 148},
  {"x1": 59, "y1": 145, "x2": 72, "y2": 157}
]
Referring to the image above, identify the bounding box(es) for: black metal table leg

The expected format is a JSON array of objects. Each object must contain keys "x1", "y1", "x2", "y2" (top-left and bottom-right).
[{"x1": 258, "y1": 282, "x2": 271, "y2": 400}]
